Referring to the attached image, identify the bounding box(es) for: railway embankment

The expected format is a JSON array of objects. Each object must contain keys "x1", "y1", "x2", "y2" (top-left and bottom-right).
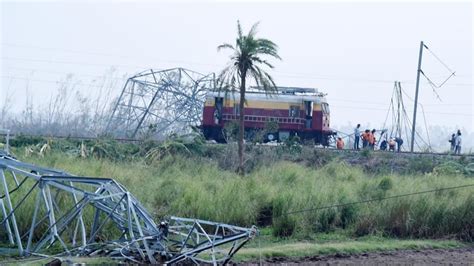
[{"x1": 2, "y1": 135, "x2": 473, "y2": 263}]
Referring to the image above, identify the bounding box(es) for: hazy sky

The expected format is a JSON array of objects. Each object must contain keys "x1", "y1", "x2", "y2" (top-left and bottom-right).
[{"x1": 1, "y1": 1, "x2": 473, "y2": 133}]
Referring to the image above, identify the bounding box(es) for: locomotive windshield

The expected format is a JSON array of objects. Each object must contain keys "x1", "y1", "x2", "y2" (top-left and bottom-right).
[{"x1": 322, "y1": 103, "x2": 330, "y2": 114}]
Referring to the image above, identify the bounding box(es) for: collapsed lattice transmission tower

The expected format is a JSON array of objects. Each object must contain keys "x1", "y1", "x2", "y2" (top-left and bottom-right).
[
  {"x1": 381, "y1": 81, "x2": 431, "y2": 152},
  {"x1": 0, "y1": 152, "x2": 256, "y2": 264},
  {"x1": 106, "y1": 68, "x2": 216, "y2": 139}
]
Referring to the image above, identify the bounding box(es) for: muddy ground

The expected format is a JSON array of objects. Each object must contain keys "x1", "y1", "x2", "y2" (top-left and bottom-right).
[{"x1": 243, "y1": 247, "x2": 474, "y2": 265}]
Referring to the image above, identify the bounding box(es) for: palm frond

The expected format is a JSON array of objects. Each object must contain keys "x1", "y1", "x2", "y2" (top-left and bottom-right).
[
  {"x1": 237, "y1": 20, "x2": 243, "y2": 39},
  {"x1": 217, "y1": 64, "x2": 240, "y2": 92},
  {"x1": 250, "y1": 56, "x2": 275, "y2": 69},
  {"x1": 217, "y1": 43, "x2": 235, "y2": 51},
  {"x1": 249, "y1": 65, "x2": 278, "y2": 94},
  {"x1": 248, "y1": 21, "x2": 260, "y2": 38}
]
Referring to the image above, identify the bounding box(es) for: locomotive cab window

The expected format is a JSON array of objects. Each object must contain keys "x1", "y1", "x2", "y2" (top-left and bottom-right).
[
  {"x1": 304, "y1": 101, "x2": 313, "y2": 117},
  {"x1": 215, "y1": 97, "x2": 223, "y2": 110},
  {"x1": 322, "y1": 103, "x2": 330, "y2": 114},
  {"x1": 289, "y1": 106, "x2": 300, "y2": 118}
]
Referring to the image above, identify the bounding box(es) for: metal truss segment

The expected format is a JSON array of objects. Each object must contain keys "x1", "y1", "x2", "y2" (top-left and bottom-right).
[
  {"x1": 0, "y1": 153, "x2": 255, "y2": 264},
  {"x1": 106, "y1": 68, "x2": 215, "y2": 139}
]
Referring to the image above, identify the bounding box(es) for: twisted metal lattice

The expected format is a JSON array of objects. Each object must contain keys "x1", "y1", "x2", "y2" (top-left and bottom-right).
[
  {"x1": 0, "y1": 152, "x2": 256, "y2": 264},
  {"x1": 106, "y1": 68, "x2": 215, "y2": 139}
]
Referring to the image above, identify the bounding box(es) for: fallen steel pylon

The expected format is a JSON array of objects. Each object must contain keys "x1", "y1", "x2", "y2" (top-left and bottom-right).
[
  {"x1": 0, "y1": 152, "x2": 256, "y2": 264},
  {"x1": 105, "y1": 68, "x2": 215, "y2": 139}
]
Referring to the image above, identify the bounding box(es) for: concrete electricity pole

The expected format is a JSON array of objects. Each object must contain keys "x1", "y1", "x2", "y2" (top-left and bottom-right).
[{"x1": 410, "y1": 41, "x2": 424, "y2": 152}]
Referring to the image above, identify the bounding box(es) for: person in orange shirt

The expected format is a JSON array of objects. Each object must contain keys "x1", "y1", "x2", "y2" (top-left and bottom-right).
[
  {"x1": 366, "y1": 130, "x2": 374, "y2": 149},
  {"x1": 361, "y1": 129, "x2": 370, "y2": 148},
  {"x1": 336, "y1": 137, "x2": 345, "y2": 150},
  {"x1": 369, "y1": 129, "x2": 376, "y2": 150}
]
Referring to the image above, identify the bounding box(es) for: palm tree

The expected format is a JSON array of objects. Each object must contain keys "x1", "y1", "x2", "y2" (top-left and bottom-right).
[{"x1": 217, "y1": 21, "x2": 281, "y2": 175}]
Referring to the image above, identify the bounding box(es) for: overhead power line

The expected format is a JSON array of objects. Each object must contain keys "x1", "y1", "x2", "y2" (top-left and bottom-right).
[
  {"x1": 331, "y1": 98, "x2": 472, "y2": 107},
  {"x1": 3, "y1": 44, "x2": 472, "y2": 87},
  {"x1": 1, "y1": 75, "x2": 122, "y2": 89},
  {"x1": 331, "y1": 105, "x2": 474, "y2": 117},
  {"x1": 2, "y1": 56, "x2": 147, "y2": 69},
  {"x1": 2, "y1": 42, "x2": 220, "y2": 68},
  {"x1": 2, "y1": 75, "x2": 471, "y2": 117},
  {"x1": 5, "y1": 66, "x2": 128, "y2": 81},
  {"x1": 4, "y1": 57, "x2": 472, "y2": 87},
  {"x1": 423, "y1": 44, "x2": 455, "y2": 73}
]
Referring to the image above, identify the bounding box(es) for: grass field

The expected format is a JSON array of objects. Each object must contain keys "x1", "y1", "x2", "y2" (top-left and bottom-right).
[
  {"x1": 2, "y1": 140, "x2": 474, "y2": 262},
  {"x1": 12, "y1": 147, "x2": 474, "y2": 240},
  {"x1": 2, "y1": 232, "x2": 468, "y2": 265},
  {"x1": 236, "y1": 230, "x2": 467, "y2": 261}
]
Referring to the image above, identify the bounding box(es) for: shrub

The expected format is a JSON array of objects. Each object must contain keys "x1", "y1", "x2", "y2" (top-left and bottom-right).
[
  {"x1": 433, "y1": 161, "x2": 464, "y2": 176},
  {"x1": 272, "y1": 194, "x2": 296, "y2": 237},
  {"x1": 340, "y1": 204, "x2": 358, "y2": 229},
  {"x1": 406, "y1": 156, "x2": 435, "y2": 174},
  {"x1": 378, "y1": 177, "x2": 393, "y2": 191}
]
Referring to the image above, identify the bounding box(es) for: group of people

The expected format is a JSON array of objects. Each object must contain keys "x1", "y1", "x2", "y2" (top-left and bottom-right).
[
  {"x1": 352, "y1": 124, "x2": 403, "y2": 152},
  {"x1": 449, "y1": 130, "x2": 462, "y2": 154},
  {"x1": 336, "y1": 125, "x2": 464, "y2": 154}
]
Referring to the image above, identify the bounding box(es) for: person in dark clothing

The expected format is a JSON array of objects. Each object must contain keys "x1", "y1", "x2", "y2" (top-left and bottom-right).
[
  {"x1": 448, "y1": 133, "x2": 456, "y2": 152},
  {"x1": 395, "y1": 137, "x2": 403, "y2": 152},
  {"x1": 380, "y1": 139, "x2": 387, "y2": 151}
]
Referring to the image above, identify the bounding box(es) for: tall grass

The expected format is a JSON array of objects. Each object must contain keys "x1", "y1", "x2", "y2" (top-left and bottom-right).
[{"x1": 16, "y1": 151, "x2": 474, "y2": 241}]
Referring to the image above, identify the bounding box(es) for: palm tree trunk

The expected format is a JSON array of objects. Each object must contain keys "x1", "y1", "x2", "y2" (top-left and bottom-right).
[{"x1": 238, "y1": 73, "x2": 246, "y2": 175}]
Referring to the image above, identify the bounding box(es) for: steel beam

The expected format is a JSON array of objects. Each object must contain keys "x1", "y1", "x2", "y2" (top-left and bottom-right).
[{"x1": 0, "y1": 153, "x2": 256, "y2": 264}]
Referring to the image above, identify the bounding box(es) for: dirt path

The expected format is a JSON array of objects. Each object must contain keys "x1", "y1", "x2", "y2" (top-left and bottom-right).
[{"x1": 244, "y1": 247, "x2": 474, "y2": 265}]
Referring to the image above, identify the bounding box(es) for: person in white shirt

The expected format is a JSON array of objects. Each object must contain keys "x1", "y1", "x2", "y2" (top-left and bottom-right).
[
  {"x1": 455, "y1": 131, "x2": 462, "y2": 155},
  {"x1": 354, "y1": 124, "x2": 361, "y2": 150}
]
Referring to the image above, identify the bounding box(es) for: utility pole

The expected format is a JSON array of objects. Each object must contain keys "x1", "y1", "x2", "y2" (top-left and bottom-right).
[
  {"x1": 410, "y1": 41, "x2": 424, "y2": 152},
  {"x1": 396, "y1": 81, "x2": 402, "y2": 140}
]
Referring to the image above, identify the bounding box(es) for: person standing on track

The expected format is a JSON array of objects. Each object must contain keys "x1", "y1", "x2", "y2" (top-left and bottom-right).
[
  {"x1": 336, "y1": 137, "x2": 345, "y2": 150},
  {"x1": 354, "y1": 124, "x2": 361, "y2": 150},
  {"x1": 368, "y1": 129, "x2": 376, "y2": 150},
  {"x1": 362, "y1": 129, "x2": 370, "y2": 149},
  {"x1": 448, "y1": 133, "x2": 456, "y2": 152},
  {"x1": 455, "y1": 130, "x2": 462, "y2": 155}
]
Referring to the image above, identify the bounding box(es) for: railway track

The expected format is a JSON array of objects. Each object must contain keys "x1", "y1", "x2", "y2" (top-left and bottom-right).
[
  {"x1": 1, "y1": 132, "x2": 473, "y2": 159},
  {"x1": 313, "y1": 147, "x2": 474, "y2": 158}
]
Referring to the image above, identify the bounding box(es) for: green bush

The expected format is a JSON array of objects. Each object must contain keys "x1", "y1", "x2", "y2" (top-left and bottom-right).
[
  {"x1": 272, "y1": 194, "x2": 296, "y2": 237},
  {"x1": 433, "y1": 161, "x2": 464, "y2": 176},
  {"x1": 406, "y1": 156, "x2": 435, "y2": 174}
]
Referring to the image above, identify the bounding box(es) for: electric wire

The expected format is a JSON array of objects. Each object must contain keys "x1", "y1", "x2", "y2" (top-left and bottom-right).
[
  {"x1": 331, "y1": 105, "x2": 473, "y2": 117},
  {"x1": 266, "y1": 183, "x2": 474, "y2": 219},
  {"x1": 417, "y1": 43, "x2": 457, "y2": 103},
  {"x1": 423, "y1": 44, "x2": 455, "y2": 73},
  {"x1": 421, "y1": 70, "x2": 456, "y2": 89},
  {"x1": 1, "y1": 75, "x2": 123, "y2": 89},
  {"x1": 398, "y1": 82, "x2": 432, "y2": 150},
  {"x1": 3, "y1": 53, "x2": 472, "y2": 86},
  {"x1": 0, "y1": 177, "x2": 29, "y2": 199},
  {"x1": 400, "y1": 86, "x2": 435, "y2": 149}
]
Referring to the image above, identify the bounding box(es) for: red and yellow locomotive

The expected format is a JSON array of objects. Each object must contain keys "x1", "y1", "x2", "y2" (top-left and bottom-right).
[{"x1": 202, "y1": 87, "x2": 334, "y2": 145}]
